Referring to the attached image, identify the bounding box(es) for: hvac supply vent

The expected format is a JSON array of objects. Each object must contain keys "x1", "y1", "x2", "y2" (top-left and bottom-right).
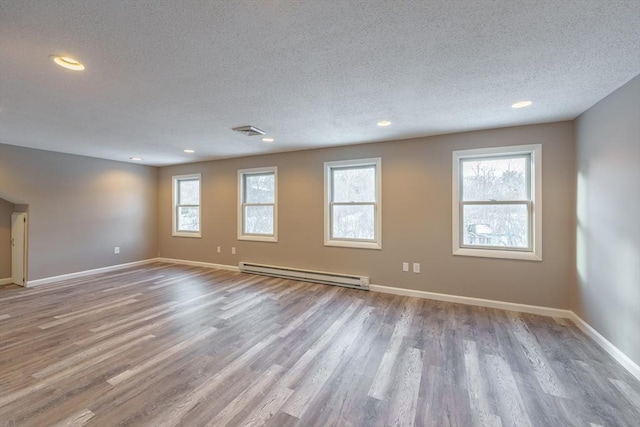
[
  {"x1": 232, "y1": 125, "x2": 266, "y2": 136},
  {"x1": 238, "y1": 262, "x2": 369, "y2": 291}
]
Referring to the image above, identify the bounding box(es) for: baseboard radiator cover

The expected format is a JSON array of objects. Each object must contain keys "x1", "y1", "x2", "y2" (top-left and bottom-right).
[{"x1": 238, "y1": 262, "x2": 369, "y2": 290}]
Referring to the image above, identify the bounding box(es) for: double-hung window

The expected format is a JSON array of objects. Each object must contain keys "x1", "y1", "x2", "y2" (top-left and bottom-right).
[
  {"x1": 324, "y1": 158, "x2": 382, "y2": 249},
  {"x1": 172, "y1": 174, "x2": 201, "y2": 238},
  {"x1": 452, "y1": 144, "x2": 541, "y2": 260},
  {"x1": 238, "y1": 167, "x2": 277, "y2": 242}
]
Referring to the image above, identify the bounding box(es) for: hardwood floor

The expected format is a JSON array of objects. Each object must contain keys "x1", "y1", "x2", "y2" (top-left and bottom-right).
[{"x1": 1, "y1": 262, "x2": 638, "y2": 426}]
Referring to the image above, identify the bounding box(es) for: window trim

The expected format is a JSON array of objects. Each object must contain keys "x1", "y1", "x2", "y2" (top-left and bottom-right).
[
  {"x1": 324, "y1": 158, "x2": 382, "y2": 250},
  {"x1": 237, "y1": 166, "x2": 278, "y2": 242},
  {"x1": 452, "y1": 144, "x2": 542, "y2": 261},
  {"x1": 172, "y1": 173, "x2": 202, "y2": 238}
]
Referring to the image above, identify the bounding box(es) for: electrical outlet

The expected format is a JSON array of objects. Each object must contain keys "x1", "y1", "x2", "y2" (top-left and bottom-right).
[
  {"x1": 413, "y1": 263, "x2": 420, "y2": 273},
  {"x1": 114, "y1": 246, "x2": 120, "y2": 254},
  {"x1": 217, "y1": 246, "x2": 221, "y2": 253},
  {"x1": 231, "y1": 247, "x2": 236, "y2": 255},
  {"x1": 402, "y1": 262, "x2": 409, "y2": 272}
]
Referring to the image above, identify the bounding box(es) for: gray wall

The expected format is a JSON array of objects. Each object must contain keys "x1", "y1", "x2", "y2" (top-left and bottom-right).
[
  {"x1": 0, "y1": 144, "x2": 159, "y2": 281},
  {"x1": 159, "y1": 121, "x2": 575, "y2": 309},
  {"x1": 0, "y1": 197, "x2": 15, "y2": 279},
  {"x1": 574, "y1": 75, "x2": 640, "y2": 366}
]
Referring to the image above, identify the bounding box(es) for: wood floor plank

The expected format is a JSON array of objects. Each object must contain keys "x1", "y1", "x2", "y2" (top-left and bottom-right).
[{"x1": 0, "y1": 263, "x2": 638, "y2": 426}]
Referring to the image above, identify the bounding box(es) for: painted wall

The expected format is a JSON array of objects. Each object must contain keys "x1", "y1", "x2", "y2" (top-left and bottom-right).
[
  {"x1": 574, "y1": 75, "x2": 640, "y2": 366},
  {"x1": 0, "y1": 197, "x2": 15, "y2": 280},
  {"x1": 159, "y1": 121, "x2": 575, "y2": 308},
  {"x1": 0, "y1": 144, "x2": 159, "y2": 281}
]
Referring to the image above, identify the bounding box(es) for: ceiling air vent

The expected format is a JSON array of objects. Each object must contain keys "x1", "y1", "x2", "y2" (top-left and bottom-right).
[{"x1": 232, "y1": 125, "x2": 265, "y2": 136}]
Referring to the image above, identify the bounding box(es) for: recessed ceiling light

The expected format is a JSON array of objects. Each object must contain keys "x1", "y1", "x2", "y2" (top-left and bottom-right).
[
  {"x1": 130, "y1": 157, "x2": 142, "y2": 161},
  {"x1": 511, "y1": 100, "x2": 533, "y2": 109},
  {"x1": 184, "y1": 149, "x2": 195, "y2": 153},
  {"x1": 262, "y1": 137, "x2": 274, "y2": 142},
  {"x1": 50, "y1": 55, "x2": 85, "y2": 71},
  {"x1": 377, "y1": 120, "x2": 392, "y2": 127}
]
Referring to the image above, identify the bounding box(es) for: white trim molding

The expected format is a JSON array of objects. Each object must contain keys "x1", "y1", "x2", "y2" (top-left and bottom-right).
[
  {"x1": 569, "y1": 313, "x2": 640, "y2": 381},
  {"x1": 369, "y1": 283, "x2": 572, "y2": 318},
  {"x1": 156, "y1": 257, "x2": 240, "y2": 272},
  {"x1": 0, "y1": 277, "x2": 13, "y2": 286},
  {"x1": 26, "y1": 259, "x2": 158, "y2": 287}
]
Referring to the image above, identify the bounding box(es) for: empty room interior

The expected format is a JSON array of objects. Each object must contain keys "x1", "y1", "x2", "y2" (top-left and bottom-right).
[{"x1": 1, "y1": 1, "x2": 639, "y2": 426}]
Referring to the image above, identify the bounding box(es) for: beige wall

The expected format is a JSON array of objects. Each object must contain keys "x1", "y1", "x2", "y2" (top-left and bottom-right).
[
  {"x1": 159, "y1": 121, "x2": 575, "y2": 308},
  {"x1": 0, "y1": 197, "x2": 15, "y2": 279},
  {"x1": 574, "y1": 75, "x2": 640, "y2": 365},
  {"x1": 0, "y1": 144, "x2": 159, "y2": 281}
]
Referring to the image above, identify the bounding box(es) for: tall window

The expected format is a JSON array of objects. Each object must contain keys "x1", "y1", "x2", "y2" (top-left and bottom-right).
[
  {"x1": 324, "y1": 158, "x2": 382, "y2": 249},
  {"x1": 238, "y1": 167, "x2": 277, "y2": 242},
  {"x1": 172, "y1": 174, "x2": 201, "y2": 237},
  {"x1": 452, "y1": 144, "x2": 542, "y2": 260}
]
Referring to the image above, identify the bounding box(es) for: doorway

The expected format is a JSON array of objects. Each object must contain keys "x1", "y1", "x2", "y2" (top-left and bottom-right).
[{"x1": 11, "y1": 212, "x2": 27, "y2": 286}]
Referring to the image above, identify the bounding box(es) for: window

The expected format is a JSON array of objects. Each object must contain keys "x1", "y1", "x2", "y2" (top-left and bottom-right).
[
  {"x1": 238, "y1": 167, "x2": 277, "y2": 242},
  {"x1": 452, "y1": 144, "x2": 542, "y2": 261},
  {"x1": 172, "y1": 174, "x2": 201, "y2": 238},
  {"x1": 324, "y1": 158, "x2": 382, "y2": 249}
]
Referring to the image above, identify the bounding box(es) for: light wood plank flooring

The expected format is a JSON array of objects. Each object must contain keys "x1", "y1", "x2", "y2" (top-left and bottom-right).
[{"x1": 1, "y1": 263, "x2": 638, "y2": 426}]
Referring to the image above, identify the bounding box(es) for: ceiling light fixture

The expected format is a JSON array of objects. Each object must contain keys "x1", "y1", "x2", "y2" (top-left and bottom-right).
[
  {"x1": 50, "y1": 55, "x2": 85, "y2": 71},
  {"x1": 377, "y1": 120, "x2": 392, "y2": 127},
  {"x1": 130, "y1": 157, "x2": 142, "y2": 161},
  {"x1": 262, "y1": 137, "x2": 274, "y2": 142},
  {"x1": 184, "y1": 149, "x2": 195, "y2": 153},
  {"x1": 511, "y1": 100, "x2": 533, "y2": 109}
]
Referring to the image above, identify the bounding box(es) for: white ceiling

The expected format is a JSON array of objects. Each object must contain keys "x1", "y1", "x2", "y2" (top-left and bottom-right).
[{"x1": 1, "y1": 0, "x2": 638, "y2": 166}]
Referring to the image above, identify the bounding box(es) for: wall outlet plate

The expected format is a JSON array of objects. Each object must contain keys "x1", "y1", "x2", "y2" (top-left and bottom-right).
[
  {"x1": 114, "y1": 246, "x2": 120, "y2": 254},
  {"x1": 402, "y1": 262, "x2": 409, "y2": 272},
  {"x1": 413, "y1": 263, "x2": 420, "y2": 273}
]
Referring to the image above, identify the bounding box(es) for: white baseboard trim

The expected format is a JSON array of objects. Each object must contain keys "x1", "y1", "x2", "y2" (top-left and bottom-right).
[
  {"x1": 26, "y1": 259, "x2": 159, "y2": 287},
  {"x1": 0, "y1": 277, "x2": 13, "y2": 286},
  {"x1": 369, "y1": 284, "x2": 573, "y2": 318},
  {"x1": 569, "y1": 312, "x2": 640, "y2": 381},
  {"x1": 156, "y1": 257, "x2": 240, "y2": 272}
]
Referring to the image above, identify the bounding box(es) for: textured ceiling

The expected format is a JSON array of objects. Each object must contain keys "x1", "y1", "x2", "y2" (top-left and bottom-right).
[{"x1": 0, "y1": 0, "x2": 639, "y2": 166}]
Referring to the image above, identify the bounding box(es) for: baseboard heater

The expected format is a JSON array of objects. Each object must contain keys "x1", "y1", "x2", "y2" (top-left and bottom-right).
[{"x1": 238, "y1": 262, "x2": 369, "y2": 291}]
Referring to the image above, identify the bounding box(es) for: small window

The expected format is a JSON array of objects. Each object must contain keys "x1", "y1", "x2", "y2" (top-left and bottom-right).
[
  {"x1": 238, "y1": 167, "x2": 277, "y2": 242},
  {"x1": 172, "y1": 174, "x2": 201, "y2": 238},
  {"x1": 324, "y1": 158, "x2": 382, "y2": 249},
  {"x1": 452, "y1": 144, "x2": 542, "y2": 260}
]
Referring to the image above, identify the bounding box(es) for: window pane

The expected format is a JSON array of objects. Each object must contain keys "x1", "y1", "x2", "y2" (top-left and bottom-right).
[
  {"x1": 179, "y1": 179, "x2": 200, "y2": 205},
  {"x1": 332, "y1": 204, "x2": 374, "y2": 240},
  {"x1": 245, "y1": 173, "x2": 275, "y2": 203},
  {"x1": 462, "y1": 156, "x2": 528, "y2": 201},
  {"x1": 332, "y1": 166, "x2": 375, "y2": 202},
  {"x1": 462, "y1": 204, "x2": 529, "y2": 248},
  {"x1": 177, "y1": 206, "x2": 199, "y2": 232},
  {"x1": 244, "y1": 205, "x2": 274, "y2": 235}
]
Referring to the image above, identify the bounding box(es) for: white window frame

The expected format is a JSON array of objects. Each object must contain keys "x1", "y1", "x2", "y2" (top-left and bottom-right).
[
  {"x1": 452, "y1": 144, "x2": 542, "y2": 261},
  {"x1": 324, "y1": 158, "x2": 382, "y2": 250},
  {"x1": 237, "y1": 166, "x2": 278, "y2": 242},
  {"x1": 172, "y1": 173, "x2": 202, "y2": 238}
]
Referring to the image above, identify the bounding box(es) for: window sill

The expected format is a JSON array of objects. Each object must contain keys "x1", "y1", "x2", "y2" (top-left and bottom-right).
[
  {"x1": 172, "y1": 231, "x2": 202, "y2": 238},
  {"x1": 238, "y1": 235, "x2": 277, "y2": 243},
  {"x1": 453, "y1": 247, "x2": 541, "y2": 261},
  {"x1": 325, "y1": 239, "x2": 381, "y2": 250}
]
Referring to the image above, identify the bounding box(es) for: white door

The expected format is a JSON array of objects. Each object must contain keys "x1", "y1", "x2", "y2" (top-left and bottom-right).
[{"x1": 11, "y1": 213, "x2": 26, "y2": 286}]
